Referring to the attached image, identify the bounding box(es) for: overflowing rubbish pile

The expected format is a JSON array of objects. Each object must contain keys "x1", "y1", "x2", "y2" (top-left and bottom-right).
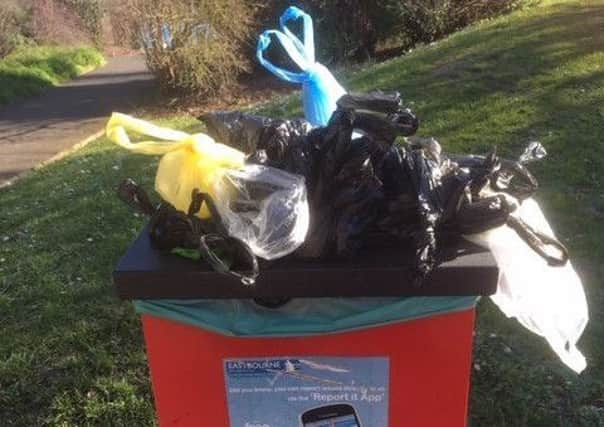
[
  {"x1": 108, "y1": 96, "x2": 566, "y2": 285},
  {"x1": 107, "y1": 6, "x2": 587, "y2": 372},
  {"x1": 199, "y1": 93, "x2": 570, "y2": 279}
]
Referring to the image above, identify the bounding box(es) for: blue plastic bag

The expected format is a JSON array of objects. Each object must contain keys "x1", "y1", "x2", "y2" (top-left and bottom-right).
[{"x1": 257, "y1": 6, "x2": 346, "y2": 127}]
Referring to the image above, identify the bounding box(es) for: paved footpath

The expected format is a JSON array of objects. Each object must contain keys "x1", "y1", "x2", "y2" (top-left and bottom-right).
[{"x1": 0, "y1": 54, "x2": 156, "y2": 186}]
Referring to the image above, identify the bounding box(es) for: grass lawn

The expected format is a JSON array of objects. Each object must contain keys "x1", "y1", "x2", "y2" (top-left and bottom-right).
[
  {"x1": 0, "y1": 45, "x2": 105, "y2": 105},
  {"x1": 1, "y1": 0, "x2": 603, "y2": 425}
]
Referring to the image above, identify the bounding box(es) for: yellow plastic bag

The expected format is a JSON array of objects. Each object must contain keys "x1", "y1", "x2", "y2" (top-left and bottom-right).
[{"x1": 106, "y1": 112, "x2": 245, "y2": 218}]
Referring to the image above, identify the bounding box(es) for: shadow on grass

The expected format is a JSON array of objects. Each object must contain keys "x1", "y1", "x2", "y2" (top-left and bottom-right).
[
  {"x1": 345, "y1": 1, "x2": 604, "y2": 150},
  {"x1": 339, "y1": 3, "x2": 604, "y2": 426},
  {"x1": 2, "y1": 2, "x2": 604, "y2": 425},
  {"x1": 0, "y1": 122, "x2": 196, "y2": 424},
  {"x1": 0, "y1": 47, "x2": 105, "y2": 107},
  {"x1": 257, "y1": 3, "x2": 604, "y2": 426}
]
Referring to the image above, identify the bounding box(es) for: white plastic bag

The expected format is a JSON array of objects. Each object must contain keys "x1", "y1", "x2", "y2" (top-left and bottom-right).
[
  {"x1": 214, "y1": 164, "x2": 310, "y2": 260},
  {"x1": 465, "y1": 198, "x2": 588, "y2": 373}
]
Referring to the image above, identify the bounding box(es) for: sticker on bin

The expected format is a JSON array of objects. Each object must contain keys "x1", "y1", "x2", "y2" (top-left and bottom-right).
[{"x1": 223, "y1": 357, "x2": 389, "y2": 427}]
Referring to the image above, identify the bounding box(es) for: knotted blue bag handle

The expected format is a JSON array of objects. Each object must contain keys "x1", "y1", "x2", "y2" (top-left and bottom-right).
[
  {"x1": 257, "y1": 6, "x2": 346, "y2": 126},
  {"x1": 256, "y1": 6, "x2": 316, "y2": 82},
  {"x1": 280, "y1": 6, "x2": 314, "y2": 64},
  {"x1": 256, "y1": 30, "x2": 308, "y2": 84}
]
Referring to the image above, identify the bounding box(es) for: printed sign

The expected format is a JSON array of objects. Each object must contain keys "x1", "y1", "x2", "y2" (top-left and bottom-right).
[{"x1": 223, "y1": 357, "x2": 389, "y2": 427}]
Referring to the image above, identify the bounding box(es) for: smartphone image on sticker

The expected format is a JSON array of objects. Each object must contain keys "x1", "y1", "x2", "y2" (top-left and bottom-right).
[{"x1": 300, "y1": 404, "x2": 362, "y2": 427}]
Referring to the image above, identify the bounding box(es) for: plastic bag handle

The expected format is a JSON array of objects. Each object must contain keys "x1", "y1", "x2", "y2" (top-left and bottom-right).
[
  {"x1": 199, "y1": 234, "x2": 259, "y2": 285},
  {"x1": 279, "y1": 6, "x2": 315, "y2": 64},
  {"x1": 256, "y1": 30, "x2": 310, "y2": 84},
  {"x1": 507, "y1": 215, "x2": 569, "y2": 266},
  {"x1": 106, "y1": 112, "x2": 194, "y2": 154},
  {"x1": 106, "y1": 112, "x2": 245, "y2": 168},
  {"x1": 256, "y1": 6, "x2": 318, "y2": 84},
  {"x1": 118, "y1": 178, "x2": 157, "y2": 215}
]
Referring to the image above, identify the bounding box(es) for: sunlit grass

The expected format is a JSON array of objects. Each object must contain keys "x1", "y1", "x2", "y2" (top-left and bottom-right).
[
  {"x1": 0, "y1": 45, "x2": 105, "y2": 104},
  {"x1": 1, "y1": 0, "x2": 603, "y2": 425}
]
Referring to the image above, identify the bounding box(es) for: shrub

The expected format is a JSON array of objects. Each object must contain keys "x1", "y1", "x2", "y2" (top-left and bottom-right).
[
  {"x1": 380, "y1": 0, "x2": 526, "y2": 47},
  {"x1": 263, "y1": 0, "x2": 526, "y2": 64},
  {"x1": 0, "y1": 45, "x2": 104, "y2": 104},
  {"x1": 261, "y1": 1, "x2": 378, "y2": 63},
  {"x1": 60, "y1": 0, "x2": 106, "y2": 46},
  {"x1": 0, "y1": 1, "x2": 31, "y2": 57},
  {"x1": 30, "y1": 0, "x2": 94, "y2": 46},
  {"x1": 106, "y1": 0, "x2": 140, "y2": 49},
  {"x1": 124, "y1": 0, "x2": 261, "y2": 95},
  {"x1": 0, "y1": 8, "x2": 17, "y2": 58}
]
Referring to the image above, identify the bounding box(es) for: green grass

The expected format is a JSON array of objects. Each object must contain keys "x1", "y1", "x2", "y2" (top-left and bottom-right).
[
  {"x1": 0, "y1": 45, "x2": 105, "y2": 105},
  {"x1": 1, "y1": 0, "x2": 603, "y2": 425}
]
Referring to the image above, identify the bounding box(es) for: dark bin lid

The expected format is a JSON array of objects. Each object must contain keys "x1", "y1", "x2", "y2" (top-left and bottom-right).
[{"x1": 113, "y1": 225, "x2": 499, "y2": 300}]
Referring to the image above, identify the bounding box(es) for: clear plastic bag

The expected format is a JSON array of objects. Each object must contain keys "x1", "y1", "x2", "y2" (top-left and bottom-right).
[
  {"x1": 107, "y1": 113, "x2": 310, "y2": 261},
  {"x1": 256, "y1": 6, "x2": 346, "y2": 127},
  {"x1": 465, "y1": 198, "x2": 588, "y2": 373},
  {"x1": 214, "y1": 164, "x2": 310, "y2": 260}
]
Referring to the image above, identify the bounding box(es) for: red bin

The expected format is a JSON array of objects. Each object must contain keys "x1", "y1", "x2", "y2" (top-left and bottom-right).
[{"x1": 114, "y1": 229, "x2": 497, "y2": 427}]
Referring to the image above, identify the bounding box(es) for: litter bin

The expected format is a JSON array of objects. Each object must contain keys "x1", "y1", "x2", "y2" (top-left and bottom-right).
[{"x1": 114, "y1": 227, "x2": 498, "y2": 427}]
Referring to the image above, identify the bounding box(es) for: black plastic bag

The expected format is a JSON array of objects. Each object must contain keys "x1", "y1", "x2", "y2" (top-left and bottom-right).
[{"x1": 199, "y1": 92, "x2": 567, "y2": 282}]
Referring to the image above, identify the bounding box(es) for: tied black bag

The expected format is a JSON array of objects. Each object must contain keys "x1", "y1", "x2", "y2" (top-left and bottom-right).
[{"x1": 199, "y1": 91, "x2": 567, "y2": 282}]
